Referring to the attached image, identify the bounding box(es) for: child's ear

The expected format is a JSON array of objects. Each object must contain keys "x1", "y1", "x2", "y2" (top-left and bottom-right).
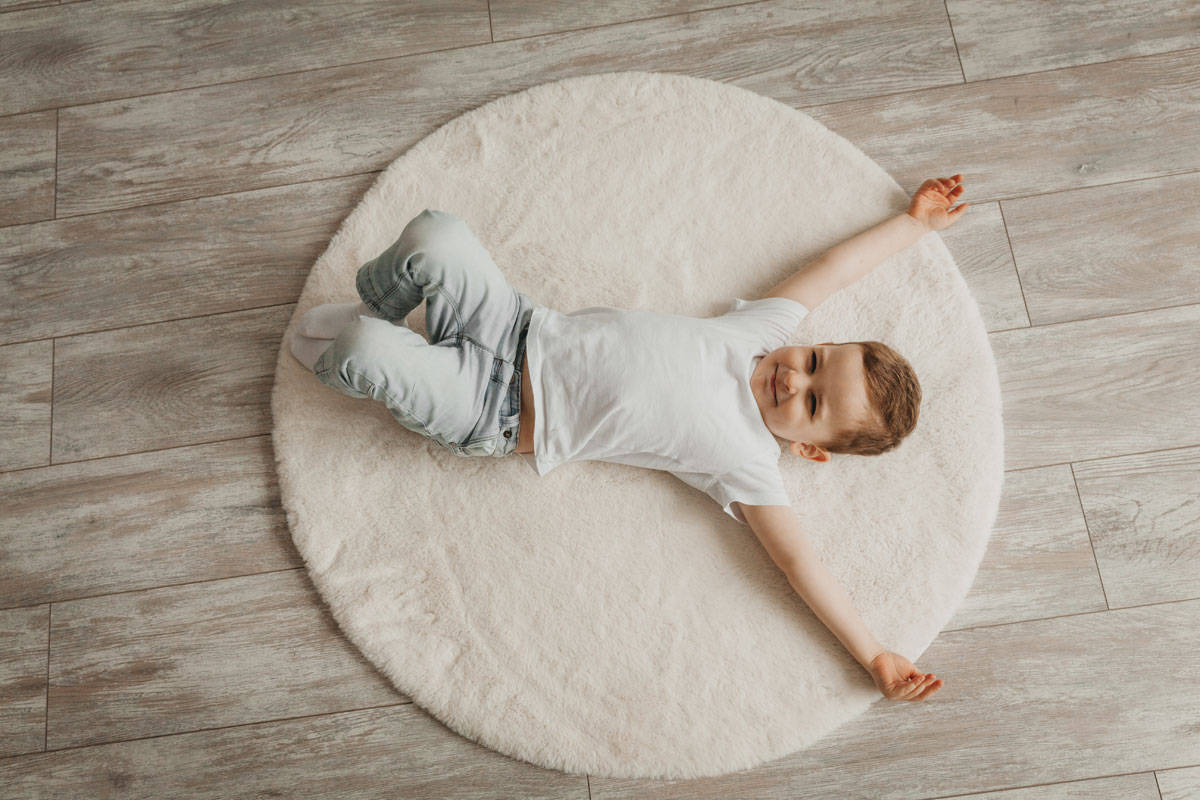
[{"x1": 790, "y1": 441, "x2": 831, "y2": 462}]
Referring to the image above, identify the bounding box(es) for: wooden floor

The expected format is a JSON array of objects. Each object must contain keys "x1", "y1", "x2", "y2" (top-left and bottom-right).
[{"x1": 2, "y1": 0, "x2": 1200, "y2": 796}]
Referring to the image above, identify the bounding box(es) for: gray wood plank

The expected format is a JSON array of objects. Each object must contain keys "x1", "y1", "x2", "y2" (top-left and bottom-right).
[
  {"x1": 50, "y1": 304, "x2": 289, "y2": 463},
  {"x1": 1002, "y1": 170, "x2": 1200, "y2": 326},
  {"x1": 0, "y1": 110, "x2": 55, "y2": 227},
  {"x1": 989, "y1": 302, "x2": 1200, "y2": 472},
  {"x1": 0, "y1": 0, "x2": 55, "y2": 12},
  {"x1": 1159, "y1": 765, "x2": 1200, "y2": 800},
  {"x1": 489, "y1": 0, "x2": 729, "y2": 41},
  {"x1": 805, "y1": 47, "x2": 1200, "y2": 212},
  {"x1": 0, "y1": 436, "x2": 298, "y2": 609},
  {"x1": 0, "y1": 0, "x2": 491, "y2": 116},
  {"x1": 591, "y1": 599, "x2": 1200, "y2": 798},
  {"x1": 56, "y1": 0, "x2": 961, "y2": 217},
  {"x1": 1072, "y1": 445, "x2": 1200, "y2": 610},
  {"x1": 0, "y1": 604, "x2": 47, "y2": 759},
  {"x1": 939, "y1": 199, "x2": 1030, "y2": 332},
  {"x1": 0, "y1": 339, "x2": 51, "y2": 472},
  {"x1": 0, "y1": 172, "x2": 377, "y2": 346},
  {"x1": 46, "y1": 568, "x2": 402, "y2": 750},
  {"x1": 949, "y1": 0, "x2": 1200, "y2": 82},
  {"x1": 930, "y1": 772, "x2": 1160, "y2": 800},
  {"x1": 0, "y1": 704, "x2": 589, "y2": 799},
  {"x1": 946, "y1": 464, "x2": 1105, "y2": 631}
]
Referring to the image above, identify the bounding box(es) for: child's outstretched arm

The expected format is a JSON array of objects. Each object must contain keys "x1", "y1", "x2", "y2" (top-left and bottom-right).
[
  {"x1": 761, "y1": 174, "x2": 969, "y2": 311},
  {"x1": 738, "y1": 502, "x2": 944, "y2": 702}
]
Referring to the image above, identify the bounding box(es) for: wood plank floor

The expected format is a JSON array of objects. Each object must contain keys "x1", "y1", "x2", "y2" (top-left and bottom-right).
[{"x1": 2, "y1": 1, "x2": 1199, "y2": 796}]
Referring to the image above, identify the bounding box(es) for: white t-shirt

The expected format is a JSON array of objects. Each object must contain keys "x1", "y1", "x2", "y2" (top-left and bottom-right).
[{"x1": 521, "y1": 296, "x2": 809, "y2": 525}]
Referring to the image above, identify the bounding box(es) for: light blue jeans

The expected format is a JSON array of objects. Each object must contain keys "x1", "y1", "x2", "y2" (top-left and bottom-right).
[{"x1": 313, "y1": 209, "x2": 535, "y2": 458}]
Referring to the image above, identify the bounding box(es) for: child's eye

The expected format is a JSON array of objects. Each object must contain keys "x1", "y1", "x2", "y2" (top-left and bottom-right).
[
  {"x1": 809, "y1": 351, "x2": 816, "y2": 372},
  {"x1": 809, "y1": 390, "x2": 815, "y2": 416}
]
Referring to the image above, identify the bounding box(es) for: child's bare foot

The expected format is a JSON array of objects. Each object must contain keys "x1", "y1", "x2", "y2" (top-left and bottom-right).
[{"x1": 298, "y1": 301, "x2": 379, "y2": 339}]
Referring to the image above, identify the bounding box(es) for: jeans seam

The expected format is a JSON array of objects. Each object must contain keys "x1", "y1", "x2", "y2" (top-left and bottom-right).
[{"x1": 330, "y1": 365, "x2": 446, "y2": 442}]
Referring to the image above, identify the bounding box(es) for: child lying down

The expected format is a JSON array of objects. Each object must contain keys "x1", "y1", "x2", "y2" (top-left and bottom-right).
[{"x1": 289, "y1": 174, "x2": 970, "y2": 702}]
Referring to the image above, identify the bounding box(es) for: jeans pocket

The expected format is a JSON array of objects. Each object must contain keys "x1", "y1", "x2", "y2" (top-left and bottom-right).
[{"x1": 451, "y1": 436, "x2": 497, "y2": 457}]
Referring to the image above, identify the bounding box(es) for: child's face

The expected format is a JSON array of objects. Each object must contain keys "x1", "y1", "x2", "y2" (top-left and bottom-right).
[{"x1": 750, "y1": 342, "x2": 873, "y2": 462}]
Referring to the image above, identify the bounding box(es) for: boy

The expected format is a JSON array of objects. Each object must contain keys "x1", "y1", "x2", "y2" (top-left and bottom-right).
[{"x1": 289, "y1": 174, "x2": 968, "y2": 703}]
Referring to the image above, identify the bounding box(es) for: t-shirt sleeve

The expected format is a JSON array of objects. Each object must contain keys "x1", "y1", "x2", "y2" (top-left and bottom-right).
[
  {"x1": 669, "y1": 460, "x2": 791, "y2": 525},
  {"x1": 720, "y1": 296, "x2": 809, "y2": 350}
]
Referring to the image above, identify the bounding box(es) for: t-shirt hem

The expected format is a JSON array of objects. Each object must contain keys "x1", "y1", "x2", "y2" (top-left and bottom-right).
[{"x1": 526, "y1": 306, "x2": 551, "y2": 476}]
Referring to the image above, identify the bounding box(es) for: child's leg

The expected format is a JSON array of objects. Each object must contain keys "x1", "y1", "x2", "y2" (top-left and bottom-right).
[
  {"x1": 355, "y1": 209, "x2": 523, "y2": 346},
  {"x1": 312, "y1": 315, "x2": 483, "y2": 449}
]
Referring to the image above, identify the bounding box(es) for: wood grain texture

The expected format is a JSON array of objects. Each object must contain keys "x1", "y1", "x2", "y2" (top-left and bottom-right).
[
  {"x1": 46, "y1": 568, "x2": 403, "y2": 750},
  {"x1": 946, "y1": 464, "x2": 1106, "y2": 632},
  {"x1": 949, "y1": 0, "x2": 1200, "y2": 81},
  {"x1": 0, "y1": 436, "x2": 298, "y2": 609},
  {"x1": 1073, "y1": 445, "x2": 1200, "y2": 609},
  {"x1": 50, "y1": 304, "x2": 290, "y2": 462},
  {"x1": 1002, "y1": 170, "x2": 1200, "y2": 326},
  {"x1": 0, "y1": 704, "x2": 589, "y2": 799},
  {"x1": 0, "y1": 0, "x2": 55, "y2": 12},
  {"x1": 0, "y1": 0, "x2": 491, "y2": 116},
  {"x1": 990, "y1": 302, "x2": 1200, "y2": 471},
  {"x1": 55, "y1": 0, "x2": 959, "y2": 217},
  {"x1": 937, "y1": 199, "x2": 1031, "y2": 332},
  {"x1": 0, "y1": 605, "x2": 47, "y2": 759},
  {"x1": 0, "y1": 111, "x2": 56, "y2": 227},
  {"x1": 0, "y1": 172, "x2": 377, "y2": 345},
  {"x1": 489, "y1": 0, "x2": 728, "y2": 41},
  {"x1": 0, "y1": 339, "x2": 52, "y2": 471},
  {"x1": 805, "y1": 47, "x2": 1200, "y2": 213}
]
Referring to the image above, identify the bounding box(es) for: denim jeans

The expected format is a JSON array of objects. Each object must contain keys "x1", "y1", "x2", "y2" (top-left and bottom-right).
[{"x1": 313, "y1": 209, "x2": 535, "y2": 458}]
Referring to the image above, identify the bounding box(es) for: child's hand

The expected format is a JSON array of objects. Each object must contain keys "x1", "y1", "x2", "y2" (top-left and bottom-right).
[
  {"x1": 869, "y1": 650, "x2": 944, "y2": 701},
  {"x1": 907, "y1": 173, "x2": 969, "y2": 232}
]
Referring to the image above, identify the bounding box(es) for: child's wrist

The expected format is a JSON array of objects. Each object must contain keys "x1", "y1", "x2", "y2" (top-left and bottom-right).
[{"x1": 904, "y1": 211, "x2": 931, "y2": 234}]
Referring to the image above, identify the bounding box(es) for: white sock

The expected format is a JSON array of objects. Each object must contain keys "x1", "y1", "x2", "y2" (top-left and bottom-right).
[
  {"x1": 298, "y1": 301, "x2": 381, "y2": 339},
  {"x1": 289, "y1": 330, "x2": 334, "y2": 373}
]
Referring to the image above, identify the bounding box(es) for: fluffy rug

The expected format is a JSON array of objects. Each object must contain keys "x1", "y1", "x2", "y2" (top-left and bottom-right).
[{"x1": 270, "y1": 70, "x2": 1004, "y2": 780}]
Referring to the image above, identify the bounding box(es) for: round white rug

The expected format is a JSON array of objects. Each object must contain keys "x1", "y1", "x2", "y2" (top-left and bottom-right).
[{"x1": 270, "y1": 71, "x2": 1004, "y2": 780}]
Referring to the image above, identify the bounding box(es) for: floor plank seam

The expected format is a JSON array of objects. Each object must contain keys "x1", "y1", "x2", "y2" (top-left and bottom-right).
[{"x1": 1069, "y1": 462, "x2": 1112, "y2": 610}]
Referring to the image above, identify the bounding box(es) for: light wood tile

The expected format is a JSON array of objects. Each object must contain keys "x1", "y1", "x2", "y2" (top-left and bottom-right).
[
  {"x1": 0, "y1": 604, "x2": 47, "y2": 759},
  {"x1": 0, "y1": 0, "x2": 490, "y2": 116},
  {"x1": 947, "y1": 464, "x2": 1105, "y2": 631},
  {"x1": 1002, "y1": 170, "x2": 1200, "y2": 326},
  {"x1": 1072, "y1": 445, "x2": 1200, "y2": 609},
  {"x1": 989, "y1": 302, "x2": 1200, "y2": 471},
  {"x1": 46, "y1": 568, "x2": 402, "y2": 750},
  {"x1": 0, "y1": 172, "x2": 377, "y2": 346},
  {"x1": 50, "y1": 305, "x2": 288, "y2": 463},
  {"x1": 0, "y1": 436, "x2": 296, "y2": 609},
  {"x1": 938, "y1": 199, "x2": 1030, "y2": 332},
  {"x1": 0, "y1": 339, "x2": 52, "y2": 472},
  {"x1": 0, "y1": 110, "x2": 55, "y2": 227},
  {"x1": 1159, "y1": 765, "x2": 1200, "y2": 800},
  {"x1": 55, "y1": 0, "x2": 960, "y2": 217},
  {"x1": 0, "y1": 704, "x2": 589, "y2": 799},
  {"x1": 489, "y1": 0, "x2": 728, "y2": 41},
  {"x1": 592, "y1": 600, "x2": 1200, "y2": 798},
  {"x1": 949, "y1": 0, "x2": 1200, "y2": 81},
  {"x1": 0, "y1": 0, "x2": 55, "y2": 11},
  {"x1": 939, "y1": 771, "x2": 1160, "y2": 800},
  {"x1": 805, "y1": 47, "x2": 1200, "y2": 209}
]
